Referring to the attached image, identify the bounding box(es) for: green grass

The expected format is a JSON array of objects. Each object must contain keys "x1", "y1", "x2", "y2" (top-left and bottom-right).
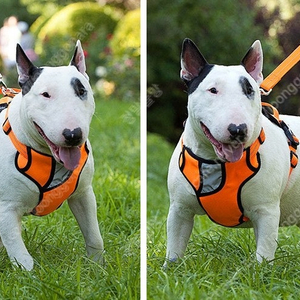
[
  {"x1": 0, "y1": 99, "x2": 140, "y2": 299},
  {"x1": 147, "y1": 133, "x2": 300, "y2": 300}
]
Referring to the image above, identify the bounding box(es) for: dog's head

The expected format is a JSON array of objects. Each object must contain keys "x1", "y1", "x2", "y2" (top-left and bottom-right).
[
  {"x1": 181, "y1": 38, "x2": 263, "y2": 162},
  {"x1": 16, "y1": 41, "x2": 95, "y2": 170}
]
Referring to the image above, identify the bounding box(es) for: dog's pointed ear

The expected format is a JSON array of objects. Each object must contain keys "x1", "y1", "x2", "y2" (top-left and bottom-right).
[
  {"x1": 70, "y1": 40, "x2": 89, "y2": 80},
  {"x1": 16, "y1": 44, "x2": 35, "y2": 86},
  {"x1": 180, "y1": 38, "x2": 208, "y2": 82},
  {"x1": 241, "y1": 40, "x2": 263, "y2": 84}
]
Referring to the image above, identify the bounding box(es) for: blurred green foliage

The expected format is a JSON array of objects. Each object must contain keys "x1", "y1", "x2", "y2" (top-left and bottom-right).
[
  {"x1": 111, "y1": 8, "x2": 140, "y2": 58},
  {"x1": 101, "y1": 8, "x2": 140, "y2": 101},
  {"x1": 0, "y1": 1, "x2": 140, "y2": 103},
  {"x1": 21, "y1": 0, "x2": 139, "y2": 15},
  {"x1": 35, "y1": 2, "x2": 119, "y2": 84},
  {"x1": 0, "y1": 0, "x2": 38, "y2": 26},
  {"x1": 21, "y1": 0, "x2": 83, "y2": 15}
]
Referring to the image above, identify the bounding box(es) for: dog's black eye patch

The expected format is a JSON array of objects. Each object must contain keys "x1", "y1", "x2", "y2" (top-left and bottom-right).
[
  {"x1": 21, "y1": 67, "x2": 44, "y2": 96},
  {"x1": 71, "y1": 77, "x2": 87, "y2": 100},
  {"x1": 239, "y1": 76, "x2": 255, "y2": 99},
  {"x1": 187, "y1": 64, "x2": 214, "y2": 95}
]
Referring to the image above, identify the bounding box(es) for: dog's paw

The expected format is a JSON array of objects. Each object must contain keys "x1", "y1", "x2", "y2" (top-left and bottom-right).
[
  {"x1": 11, "y1": 254, "x2": 34, "y2": 271},
  {"x1": 162, "y1": 257, "x2": 177, "y2": 270},
  {"x1": 88, "y1": 249, "x2": 105, "y2": 266}
]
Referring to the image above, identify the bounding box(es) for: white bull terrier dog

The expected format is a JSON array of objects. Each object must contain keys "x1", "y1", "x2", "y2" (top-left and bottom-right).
[
  {"x1": 0, "y1": 41, "x2": 104, "y2": 270},
  {"x1": 165, "y1": 38, "x2": 300, "y2": 265}
]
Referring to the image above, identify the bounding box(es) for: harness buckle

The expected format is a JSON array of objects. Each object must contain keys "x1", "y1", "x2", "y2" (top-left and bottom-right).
[
  {"x1": 280, "y1": 120, "x2": 299, "y2": 149},
  {"x1": 260, "y1": 88, "x2": 272, "y2": 96}
]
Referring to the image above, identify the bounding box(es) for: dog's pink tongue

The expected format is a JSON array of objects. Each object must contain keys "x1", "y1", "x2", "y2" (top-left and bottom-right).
[
  {"x1": 58, "y1": 147, "x2": 81, "y2": 170},
  {"x1": 222, "y1": 144, "x2": 244, "y2": 162}
]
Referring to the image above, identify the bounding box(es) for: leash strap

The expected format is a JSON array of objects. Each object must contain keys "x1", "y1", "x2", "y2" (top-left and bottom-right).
[{"x1": 260, "y1": 45, "x2": 300, "y2": 93}]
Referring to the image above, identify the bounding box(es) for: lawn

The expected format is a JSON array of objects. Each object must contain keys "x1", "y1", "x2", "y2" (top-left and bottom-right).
[
  {"x1": 0, "y1": 98, "x2": 140, "y2": 300},
  {"x1": 147, "y1": 133, "x2": 300, "y2": 300}
]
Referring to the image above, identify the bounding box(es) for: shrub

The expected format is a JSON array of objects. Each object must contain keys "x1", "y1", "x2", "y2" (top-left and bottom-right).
[
  {"x1": 95, "y1": 8, "x2": 140, "y2": 101},
  {"x1": 110, "y1": 8, "x2": 140, "y2": 58},
  {"x1": 36, "y1": 2, "x2": 119, "y2": 83},
  {"x1": 30, "y1": 15, "x2": 52, "y2": 38}
]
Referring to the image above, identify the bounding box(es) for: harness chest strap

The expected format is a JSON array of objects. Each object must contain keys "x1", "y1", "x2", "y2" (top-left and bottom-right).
[
  {"x1": 179, "y1": 129, "x2": 265, "y2": 227},
  {"x1": 2, "y1": 99, "x2": 89, "y2": 216}
]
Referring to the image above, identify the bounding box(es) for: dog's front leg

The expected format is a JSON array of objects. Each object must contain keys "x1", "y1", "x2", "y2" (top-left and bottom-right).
[
  {"x1": 252, "y1": 204, "x2": 280, "y2": 263},
  {"x1": 0, "y1": 211, "x2": 33, "y2": 270},
  {"x1": 164, "y1": 203, "x2": 195, "y2": 267},
  {"x1": 68, "y1": 186, "x2": 104, "y2": 263}
]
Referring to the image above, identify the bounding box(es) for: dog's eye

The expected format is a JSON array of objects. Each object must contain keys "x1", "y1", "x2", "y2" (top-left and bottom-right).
[
  {"x1": 208, "y1": 87, "x2": 218, "y2": 94},
  {"x1": 246, "y1": 86, "x2": 254, "y2": 95},
  {"x1": 41, "y1": 92, "x2": 51, "y2": 98},
  {"x1": 78, "y1": 88, "x2": 86, "y2": 96}
]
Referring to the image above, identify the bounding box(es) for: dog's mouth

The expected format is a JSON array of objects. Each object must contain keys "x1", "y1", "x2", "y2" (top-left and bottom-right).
[
  {"x1": 200, "y1": 122, "x2": 244, "y2": 162},
  {"x1": 34, "y1": 122, "x2": 81, "y2": 171}
]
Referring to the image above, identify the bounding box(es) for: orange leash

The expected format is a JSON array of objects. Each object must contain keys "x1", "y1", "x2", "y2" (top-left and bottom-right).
[{"x1": 260, "y1": 45, "x2": 300, "y2": 93}]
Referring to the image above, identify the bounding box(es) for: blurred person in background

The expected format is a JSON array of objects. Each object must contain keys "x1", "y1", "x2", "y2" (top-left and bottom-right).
[{"x1": 0, "y1": 16, "x2": 21, "y2": 69}]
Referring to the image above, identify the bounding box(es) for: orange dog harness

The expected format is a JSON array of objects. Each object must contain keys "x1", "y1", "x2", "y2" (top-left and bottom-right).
[
  {"x1": 179, "y1": 103, "x2": 299, "y2": 227},
  {"x1": 179, "y1": 129, "x2": 265, "y2": 227},
  {"x1": 1, "y1": 95, "x2": 89, "y2": 216}
]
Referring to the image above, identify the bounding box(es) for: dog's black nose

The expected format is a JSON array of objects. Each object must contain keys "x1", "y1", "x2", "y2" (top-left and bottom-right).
[
  {"x1": 228, "y1": 123, "x2": 248, "y2": 141},
  {"x1": 62, "y1": 127, "x2": 82, "y2": 146}
]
